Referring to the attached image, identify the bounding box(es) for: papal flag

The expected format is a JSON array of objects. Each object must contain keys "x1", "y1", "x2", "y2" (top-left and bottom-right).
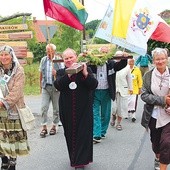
[
  {"x1": 126, "y1": 0, "x2": 160, "y2": 52},
  {"x1": 95, "y1": 3, "x2": 149, "y2": 55},
  {"x1": 43, "y1": 0, "x2": 88, "y2": 30}
]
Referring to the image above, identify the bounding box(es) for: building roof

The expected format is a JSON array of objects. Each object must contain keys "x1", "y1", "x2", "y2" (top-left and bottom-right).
[{"x1": 32, "y1": 18, "x2": 57, "y2": 42}]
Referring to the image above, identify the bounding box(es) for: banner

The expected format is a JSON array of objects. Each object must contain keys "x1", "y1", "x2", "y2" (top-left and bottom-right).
[{"x1": 95, "y1": 4, "x2": 146, "y2": 55}]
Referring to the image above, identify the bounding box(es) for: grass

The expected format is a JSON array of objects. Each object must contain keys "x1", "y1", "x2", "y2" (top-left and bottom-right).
[{"x1": 24, "y1": 62, "x2": 40, "y2": 95}]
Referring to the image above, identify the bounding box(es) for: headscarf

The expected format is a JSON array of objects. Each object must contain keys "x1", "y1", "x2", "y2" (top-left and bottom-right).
[
  {"x1": 0, "y1": 45, "x2": 20, "y2": 65},
  {"x1": 0, "y1": 45, "x2": 20, "y2": 77}
]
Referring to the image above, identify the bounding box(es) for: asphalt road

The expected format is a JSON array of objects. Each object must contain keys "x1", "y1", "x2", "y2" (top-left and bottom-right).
[{"x1": 16, "y1": 95, "x2": 170, "y2": 170}]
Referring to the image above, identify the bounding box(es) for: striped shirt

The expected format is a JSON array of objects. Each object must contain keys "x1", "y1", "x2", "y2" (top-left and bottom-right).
[{"x1": 96, "y1": 64, "x2": 109, "y2": 89}]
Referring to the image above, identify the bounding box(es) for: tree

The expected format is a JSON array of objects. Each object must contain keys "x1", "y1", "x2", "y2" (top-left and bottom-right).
[{"x1": 51, "y1": 22, "x2": 82, "y2": 54}]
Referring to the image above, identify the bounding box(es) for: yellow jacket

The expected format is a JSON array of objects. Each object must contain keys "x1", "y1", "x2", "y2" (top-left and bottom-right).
[{"x1": 130, "y1": 66, "x2": 143, "y2": 94}]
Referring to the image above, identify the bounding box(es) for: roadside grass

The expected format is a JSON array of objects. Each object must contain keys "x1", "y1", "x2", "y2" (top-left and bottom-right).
[{"x1": 24, "y1": 62, "x2": 40, "y2": 95}]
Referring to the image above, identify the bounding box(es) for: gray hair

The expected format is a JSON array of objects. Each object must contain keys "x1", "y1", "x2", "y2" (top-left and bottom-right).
[
  {"x1": 46, "y1": 43, "x2": 56, "y2": 51},
  {"x1": 62, "y1": 48, "x2": 77, "y2": 58},
  {"x1": 151, "y1": 48, "x2": 168, "y2": 59}
]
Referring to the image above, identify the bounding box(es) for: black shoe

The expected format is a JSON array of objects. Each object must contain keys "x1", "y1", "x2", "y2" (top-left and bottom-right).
[
  {"x1": 1, "y1": 156, "x2": 9, "y2": 170},
  {"x1": 101, "y1": 134, "x2": 106, "y2": 139},
  {"x1": 8, "y1": 165, "x2": 16, "y2": 170},
  {"x1": 1, "y1": 163, "x2": 9, "y2": 170},
  {"x1": 93, "y1": 137, "x2": 101, "y2": 143},
  {"x1": 132, "y1": 118, "x2": 136, "y2": 122}
]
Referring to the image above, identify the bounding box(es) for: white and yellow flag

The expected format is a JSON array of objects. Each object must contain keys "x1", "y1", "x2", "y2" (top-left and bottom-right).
[
  {"x1": 125, "y1": 0, "x2": 160, "y2": 51},
  {"x1": 95, "y1": 0, "x2": 161, "y2": 55}
]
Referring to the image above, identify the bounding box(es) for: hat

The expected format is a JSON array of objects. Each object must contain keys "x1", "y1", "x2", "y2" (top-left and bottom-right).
[{"x1": 115, "y1": 51, "x2": 123, "y2": 56}]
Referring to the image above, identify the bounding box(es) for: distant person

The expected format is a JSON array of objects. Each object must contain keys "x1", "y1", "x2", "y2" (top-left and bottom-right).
[
  {"x1": 39, "y1": 43, "x2": 63, "y2": 138},
  {"x1": 54, "y1": 48, "x2": 98, "y2": 170},
  {"x1": 110, "y1": 51, "x2": 133, "y2": 130},
  {"x1": 0, "y1": 45, "x2": 30, "y2": 170},
  {"x1": 89, "y1": 47, "x2": 129, "y2": 143},
  {"x1": 141, "y1": 48, "x2": 170, "y2": 170},
  {"x1": 128, "y1": 58, "x2": 143, "y2": 122},
  {"x1": 135, "y1": 53, "x2": 152, "y2": 76}
]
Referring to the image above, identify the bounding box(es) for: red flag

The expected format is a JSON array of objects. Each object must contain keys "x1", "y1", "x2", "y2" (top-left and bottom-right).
[
  {"x1": 43, "y1": 0, "x2": 88, "y2": 30},
  {"x1": 151, "y1": 20, "x2": 170, "y2": 43}
]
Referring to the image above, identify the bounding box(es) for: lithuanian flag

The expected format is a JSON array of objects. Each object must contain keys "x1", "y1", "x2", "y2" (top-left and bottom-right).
[{"x1": 43, "y1": 0, "x2": 88, "y2": 30}]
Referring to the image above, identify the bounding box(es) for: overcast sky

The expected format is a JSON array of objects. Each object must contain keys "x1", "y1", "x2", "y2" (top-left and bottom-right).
[{"x1": 0, "y1": 0, "x2": 169, "y2": 22}]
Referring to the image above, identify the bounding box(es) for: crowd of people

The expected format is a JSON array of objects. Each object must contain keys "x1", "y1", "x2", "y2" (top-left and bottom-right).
[{"x1": 0, "y1": 44, "x2": 169, "y2": 170}]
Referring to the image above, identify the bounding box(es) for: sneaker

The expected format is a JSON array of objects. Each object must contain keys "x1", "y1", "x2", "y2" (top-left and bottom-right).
[
  {"x1": 101, "y1": 134, "x2": 106, "y2": 139},
  {"x1": 93, "y1": 137, "x2": 101, "y2": 144},
  {"x1": 110, "y1": 114, "x2": 116, "y2": 126},
  {"x1": 154, "y1": 158, "x2": 160, "y2": 170}
]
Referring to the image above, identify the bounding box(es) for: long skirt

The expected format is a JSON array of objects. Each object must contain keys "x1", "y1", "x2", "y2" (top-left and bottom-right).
[{"x1": 0, "y1": 117, "x2": 30, "y2": 158}]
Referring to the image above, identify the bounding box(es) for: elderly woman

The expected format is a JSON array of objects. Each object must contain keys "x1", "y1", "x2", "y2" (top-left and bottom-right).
[
  {"x1": 141, "y1": 48, "x2": 170, "y2": 170},
  {"x1": 54, "y1": 48, "x2": 98, "y2": 170},
  {"x1": 0, "y1": 45, "x2": 29, "y2": 170}
]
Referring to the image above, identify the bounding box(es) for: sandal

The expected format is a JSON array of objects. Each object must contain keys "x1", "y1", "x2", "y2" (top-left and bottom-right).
[
  {"x1": 40, "y1": 129, "x2": 48, "y2": 138},
  {"x1": 49, "y1": 128, "x2": 56, "y2": 135},
  {"x1": 116, "y1": 124, "x2": 122, "y2": 131}
]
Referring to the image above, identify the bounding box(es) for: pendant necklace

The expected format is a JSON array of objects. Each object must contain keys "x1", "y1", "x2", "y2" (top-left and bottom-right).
[{"x1": 69, "y1": 74, "x2": 77, "y2": 90}]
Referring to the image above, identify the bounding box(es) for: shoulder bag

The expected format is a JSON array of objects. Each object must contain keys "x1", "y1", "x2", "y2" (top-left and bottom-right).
[{"x1": 16, "y1": 105, "x2": 35, "y2": 131}]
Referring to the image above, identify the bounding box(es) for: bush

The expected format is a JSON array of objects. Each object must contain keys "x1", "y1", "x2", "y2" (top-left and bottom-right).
[{"x1": 23, "y1": 63, "x2": 40, "y2": 95}]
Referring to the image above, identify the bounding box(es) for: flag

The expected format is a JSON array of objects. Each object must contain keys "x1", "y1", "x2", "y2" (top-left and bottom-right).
[
  {"x1": 43, "y1": 0, "x2": 88, "y2": 30},
  {"x1": 125, "y1": 0, "x2": 160, "y2": 52},
  {"x1": 95, "y1": 4, "x2": 147, "y2": 55},
  {"x1": 112, "y1": 0, "x2": 136, "y2": 38},
  {"x1": 95, "y1": 0, "x2": 168, "y2": 55},
  {"x1": 151, "y1": 18, "x2": 170, "y2": 43}
]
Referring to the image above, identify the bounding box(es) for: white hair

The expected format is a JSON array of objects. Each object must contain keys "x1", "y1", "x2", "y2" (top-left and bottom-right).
[
  {"x1": 115, "y1": 50, "x2": 123, "y2": 56},
  {"x1": 46, "y1": 43, "x2": 56, "y2": 51},
  {"x1": 151, "y1": 48, "x2": 168, "y2": 59}
]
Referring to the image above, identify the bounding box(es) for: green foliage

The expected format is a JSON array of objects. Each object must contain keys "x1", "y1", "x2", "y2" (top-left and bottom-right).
[
  {"x1": 93, "y1": 37, "x2": 109, "y2": 44},
  {"x1": 147, "y1": 39, "x2": 170, "y2": 55},
  {"x1": 85, "y1": 20, "x2": 101, "y2": 39},
  {"x1": 51, "y1": 22, "x2": 82, "y2": 54},
  {"x1": 28, "y1": 42, "x2": 46, "y2": 62},
  {"x1": 78, "y1": 49, "x2": 116, "y2": 66},
  {"x1": 23, "y1": 63, "x2": 40, "y2": 95},
  {"x1": 85, "y1": 19, "x2": 101, "y2": 31}
]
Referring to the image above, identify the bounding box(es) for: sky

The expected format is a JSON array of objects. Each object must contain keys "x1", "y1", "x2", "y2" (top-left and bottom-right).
[{"x1": 0, "y1": 0, "x2": 170, "y2": 23}]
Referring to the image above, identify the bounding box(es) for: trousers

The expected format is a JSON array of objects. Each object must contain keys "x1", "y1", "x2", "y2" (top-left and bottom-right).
[
  {"x1": 93, "y1": 89, "x2": 111, "y2": 137},
  {"x1": 41, "y1": 85, "x2": 59, "y2": 125}
]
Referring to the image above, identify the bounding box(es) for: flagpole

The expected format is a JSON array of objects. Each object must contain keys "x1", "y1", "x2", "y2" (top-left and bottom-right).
[
  {"x1": 45, "y1": 15, "x2": 51, "y2": 44},
  {"x1": 80, "y1": 0, "x2": 86, "y2": 52}
]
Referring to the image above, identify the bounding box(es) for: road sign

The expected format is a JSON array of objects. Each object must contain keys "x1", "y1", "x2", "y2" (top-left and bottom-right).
[
  {"x1": 0, "y1": 31, "x2": 33, "y2": 40},
  {"x1": 27, "y1": 51, "x2": 33, "y2": 58},
  {"x1": 0, "y1": 41, "x2": 27, "y2": 47},
  {"x1": 0, "y1": 24, "x2": 28, "y2": 32}
]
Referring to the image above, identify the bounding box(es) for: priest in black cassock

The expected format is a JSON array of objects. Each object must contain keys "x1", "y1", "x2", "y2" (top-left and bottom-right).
[{"x1": 54, "y1": 48, "x2": 98, "y2": 170}]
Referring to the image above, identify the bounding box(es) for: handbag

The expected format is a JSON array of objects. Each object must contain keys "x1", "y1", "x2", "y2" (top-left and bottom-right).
[{"x1": 17, "y1": 105, "x2": 35, "y2": 131}]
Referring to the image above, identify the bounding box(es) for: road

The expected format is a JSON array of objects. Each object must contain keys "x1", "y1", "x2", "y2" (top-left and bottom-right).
[{"x1": 16, "y1": 95, "x2": 170, "y2": 170}]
